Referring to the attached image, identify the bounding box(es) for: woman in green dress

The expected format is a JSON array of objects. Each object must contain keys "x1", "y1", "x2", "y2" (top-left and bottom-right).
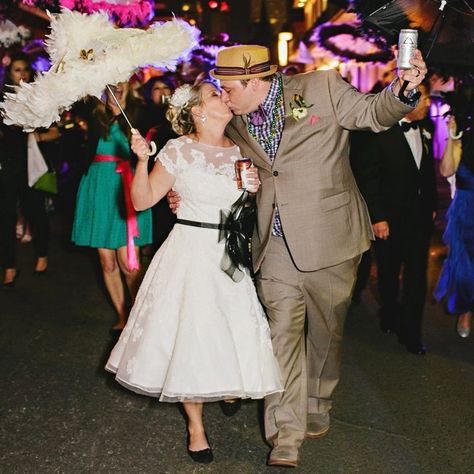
[{"x1": 72, "y1": 82, "x2": 152, "y2": 330}]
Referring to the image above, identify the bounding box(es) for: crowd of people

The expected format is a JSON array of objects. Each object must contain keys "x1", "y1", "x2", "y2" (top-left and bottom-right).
[
  {"x1": 1, "y1": 42, "x2": 473, "y2": 468},
  {"x1": 1, "y1": 59, "x2": 182, "y2": 328}
]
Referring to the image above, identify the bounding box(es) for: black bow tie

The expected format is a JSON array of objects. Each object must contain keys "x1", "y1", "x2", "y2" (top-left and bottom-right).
[{"x1": 400, "y1": 121, "x2": 419, "y2": 132}]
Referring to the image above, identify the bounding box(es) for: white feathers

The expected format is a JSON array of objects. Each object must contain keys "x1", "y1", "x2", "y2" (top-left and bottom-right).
[
  {"x1": 1, "y1": 9, "x2": 200, "y2": 131},
  {"x1": 0, "y1": 20, "x2": 30, "y2": 47}
]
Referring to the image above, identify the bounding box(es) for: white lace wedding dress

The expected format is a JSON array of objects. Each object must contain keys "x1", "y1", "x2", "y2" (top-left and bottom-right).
[{"x1": 105, "y1": 136, "x2": 282, "y2": 402}]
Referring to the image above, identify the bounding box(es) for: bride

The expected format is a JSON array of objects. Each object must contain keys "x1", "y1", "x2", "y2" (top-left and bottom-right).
[{"x1": 105, "y1": 81, "x2": 282, "y2": 463}]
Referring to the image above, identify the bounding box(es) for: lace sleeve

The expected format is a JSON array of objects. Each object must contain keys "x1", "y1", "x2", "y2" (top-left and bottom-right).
[{"x1": 155, "y1": 138, "x2": 183, "y2": 177}]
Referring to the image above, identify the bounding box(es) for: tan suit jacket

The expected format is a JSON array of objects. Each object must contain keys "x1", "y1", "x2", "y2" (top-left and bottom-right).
[{"x1": 225, "y1": 70, "x2": 413, "y2": 272}]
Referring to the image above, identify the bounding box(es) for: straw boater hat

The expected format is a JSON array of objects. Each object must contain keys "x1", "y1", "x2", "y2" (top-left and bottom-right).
[{"x1": 210, "y1": 45, "x2": 278, "y2": 81}]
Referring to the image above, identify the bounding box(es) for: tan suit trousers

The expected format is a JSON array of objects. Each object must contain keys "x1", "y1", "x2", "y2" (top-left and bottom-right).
[{"x1": 256, "y1": 236, "x2": 360, "y2": 450}]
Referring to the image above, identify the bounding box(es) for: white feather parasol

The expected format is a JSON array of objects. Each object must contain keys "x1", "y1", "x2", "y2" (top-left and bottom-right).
[{"x1": 1, "y1": 9, "x2": 200, "y2": 131}]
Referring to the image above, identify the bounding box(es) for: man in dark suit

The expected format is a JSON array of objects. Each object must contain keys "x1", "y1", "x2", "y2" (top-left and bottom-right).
[{"x1": 351, "y1": 82, "x2": 437, "y2": 355}]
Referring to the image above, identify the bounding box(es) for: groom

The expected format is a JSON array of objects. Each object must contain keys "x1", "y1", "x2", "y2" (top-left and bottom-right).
[{"x1": 172, "y1": 44, "x2": 427, "y2": 467}]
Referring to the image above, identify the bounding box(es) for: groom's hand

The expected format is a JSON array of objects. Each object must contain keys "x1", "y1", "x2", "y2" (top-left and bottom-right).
[
  {"x1": 245, "y1": 165, "x2": 261, "y2": 194},
  {"x1": 394, "y1": 49, "x2": 427, "y2": 95},
  {"x1": 373, "y1": 221, "x2": 389, "y2": 240},
  {"x1": 167, "y1": 190, "x2": 181, "y2": 214}
]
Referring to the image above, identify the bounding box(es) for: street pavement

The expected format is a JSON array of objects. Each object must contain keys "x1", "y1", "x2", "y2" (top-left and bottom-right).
[{"x1": 1, "y1": 215, "x2": 473, "y2": 474}]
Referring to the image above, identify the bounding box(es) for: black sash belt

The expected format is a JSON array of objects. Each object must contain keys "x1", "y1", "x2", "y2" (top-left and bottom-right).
[
  {"x1": 175, "y1": 191, "x2": 256, "y2": 283},
  {"x1": 176, "y1": 218, "x2": 229, "y2": 231}
]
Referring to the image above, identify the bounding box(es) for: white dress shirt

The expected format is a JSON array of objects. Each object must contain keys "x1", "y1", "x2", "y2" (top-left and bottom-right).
[{"x1": 400, "y1": 119, "x2": 423, "y2": 169}]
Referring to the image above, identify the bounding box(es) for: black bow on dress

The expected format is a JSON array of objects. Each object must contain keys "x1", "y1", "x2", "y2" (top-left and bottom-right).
[{"x1": 219, "y1": 191, "x2": 257, "y2": 282}]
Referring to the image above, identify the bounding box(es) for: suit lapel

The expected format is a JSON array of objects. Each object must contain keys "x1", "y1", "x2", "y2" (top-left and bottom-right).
[
  {"x1": 230, "y1": 115, "x2": 272, "y2": 170},
  {"x1": 275, "y1": 78, "x2": 303, "y2": 162}
]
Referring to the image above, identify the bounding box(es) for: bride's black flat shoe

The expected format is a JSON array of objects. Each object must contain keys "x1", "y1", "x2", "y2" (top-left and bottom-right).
[
  {"x1": 187, "y1": 433, "x2": 213, "y2": 463},
  {"x1": 188, "y1": 447, "x2": 213, "y2": 463}
]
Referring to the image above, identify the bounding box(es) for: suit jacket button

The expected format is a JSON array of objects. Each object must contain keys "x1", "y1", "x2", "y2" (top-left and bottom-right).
[{"x1": 273, "y1": 170, "x2": 279, "y2": 176}]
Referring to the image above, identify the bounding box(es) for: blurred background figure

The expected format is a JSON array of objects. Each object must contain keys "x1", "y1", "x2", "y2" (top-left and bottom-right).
[
  {"x1": 435, "y1": 85, "x2": 474, "y2": 338},
  {"x1": 350, "y1": 67, "x2": 399, "y2": 304},
  {"x1": 282, "y1": 64, "x2": 301, "y2": 76},
  {"x1": 140, "y1": 75, "x2": 176, "y2": 150},
  {"x1": 0, "y1": 52, "x2": 58, "y2": 288},
  {"x1": 369, "y1": 69, "x2": 396, "y2": 93},
  {"x1": 140, "y1": 74, "x2": 178, "y2": 252},
  {"x1": 71, "y1": 81, "x2": 152, "y2": 330},
  {"x1": 351, "y1": 82, "x2": 437, "y2": 355},
  {"x1": 142, "y1": 76, "x2": 173, "y2": 107}
]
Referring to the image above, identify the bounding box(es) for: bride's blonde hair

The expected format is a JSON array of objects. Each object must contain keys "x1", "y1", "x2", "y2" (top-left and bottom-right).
[{"x1": 166, "y1": 82, "x2": 209, "y2": 135}]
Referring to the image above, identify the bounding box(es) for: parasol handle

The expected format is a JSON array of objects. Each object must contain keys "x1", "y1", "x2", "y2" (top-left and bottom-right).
[{"x1": 106, "y1": 85, "x2": 157, "y2": 156}]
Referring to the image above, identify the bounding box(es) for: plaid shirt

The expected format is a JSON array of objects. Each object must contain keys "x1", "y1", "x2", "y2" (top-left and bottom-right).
[{"x1": 248, "y1": 75, "x2": 285, "y2": 237}]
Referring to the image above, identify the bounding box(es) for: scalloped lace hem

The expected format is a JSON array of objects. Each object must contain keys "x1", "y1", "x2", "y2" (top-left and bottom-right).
[{"x1": 106, "y1": 371, "x2": 283, "y2": 403}]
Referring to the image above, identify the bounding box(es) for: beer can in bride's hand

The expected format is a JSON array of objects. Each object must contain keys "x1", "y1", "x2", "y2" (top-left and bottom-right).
[
  {"x1": 235, "y1": 158, "x2": 252, "y2": 190},
  {"x1": 397, "y1": 29, "x2": 418, "y2": 70}
]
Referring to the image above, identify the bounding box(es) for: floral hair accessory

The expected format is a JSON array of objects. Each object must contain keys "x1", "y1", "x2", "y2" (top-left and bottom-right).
[
  {"x1": 288, "y1": 94, "x2": 313, "y2": 121},
  {"x1": 169, "y1": 84, "x2": 192, "y2": 108}
]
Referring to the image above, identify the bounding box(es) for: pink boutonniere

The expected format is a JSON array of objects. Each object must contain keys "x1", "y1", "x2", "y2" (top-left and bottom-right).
[{"x1": 309, "y1": 114, "x2": 320, "y2": 125}]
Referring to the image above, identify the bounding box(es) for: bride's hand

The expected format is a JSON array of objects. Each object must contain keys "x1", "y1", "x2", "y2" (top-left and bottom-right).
[
  {"x1": 131, "y1": 130, "x2": 150, "y2": 162},
  {"x1": 245, "y1": 165, "x2": 261, "y2": 194},
  {"x1": 447, "y1": 115, "x2": 457, "y2": 134}
]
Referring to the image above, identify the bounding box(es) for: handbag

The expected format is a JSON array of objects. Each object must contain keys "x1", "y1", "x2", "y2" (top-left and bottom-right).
[
  {"x1": 33, "y1": 170, "x2": 58, "y2": 194},
  {"x1": 27, "y1": 133, "x2": 48, "y2": 186},
  {"x1": 27, "y1": 132, "x2": 58, "y2": 194}
]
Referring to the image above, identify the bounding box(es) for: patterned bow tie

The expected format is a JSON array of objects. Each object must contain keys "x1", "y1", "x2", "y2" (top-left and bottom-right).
[
  {"x1": 400, "y1": 121, "x2": 419, "y2": 132},
  {"x1": 248, "y1": 105, "x2": 268, "y2": 126}
]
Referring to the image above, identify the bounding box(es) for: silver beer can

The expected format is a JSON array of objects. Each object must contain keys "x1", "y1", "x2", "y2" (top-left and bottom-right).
[{"x1": 397, "y1": 29, "x2": 418, "y2": 70}]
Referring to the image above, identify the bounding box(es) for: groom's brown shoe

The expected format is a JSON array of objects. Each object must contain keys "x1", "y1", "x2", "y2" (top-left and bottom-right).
[
  {"x1": 268, "y1": 457, "x2": 298, "y2": 468},
  {"x1": 305, "y1": 412, "x2": 330, "y2": 439},
  {"x1": 268, "y1": 447, "x2": 299, "y2": 468}
]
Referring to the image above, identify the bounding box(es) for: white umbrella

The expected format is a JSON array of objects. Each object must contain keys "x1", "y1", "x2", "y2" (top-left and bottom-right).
[{"x1": 1, "y1": 9, "x2": 199, "y2": 133}]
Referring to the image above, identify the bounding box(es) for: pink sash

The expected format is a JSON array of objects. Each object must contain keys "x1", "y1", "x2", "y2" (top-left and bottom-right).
[{"x1": 94, "y1": 154, "x2": 140, "y2": 271}]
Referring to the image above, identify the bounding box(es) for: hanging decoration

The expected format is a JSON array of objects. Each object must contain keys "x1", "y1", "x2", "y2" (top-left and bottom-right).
[
  {"x1": 20, "y1": 0, "x2": 60, "y2": 9},
  {"x1": 313, "y1": 22, "x2": 392, "y2": 63},
  {"x1": 177, "y1": 33, "x2": 234, "y2": 83},
  {"x1": 191, "y1": 33, "x2": 234, "y2": 67},
  {"x1": 0, "y1": 0, "x2": 60, "y2": 19},
  {"x1": 4, "y1": 1, "x2": 152, "y2": 26},
  {"x1": 59, "y1": 0, "x2": 153, "y2": 26},
  {"x1": 0, "y1": 20, "x2": 31, "y2": 47}
]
